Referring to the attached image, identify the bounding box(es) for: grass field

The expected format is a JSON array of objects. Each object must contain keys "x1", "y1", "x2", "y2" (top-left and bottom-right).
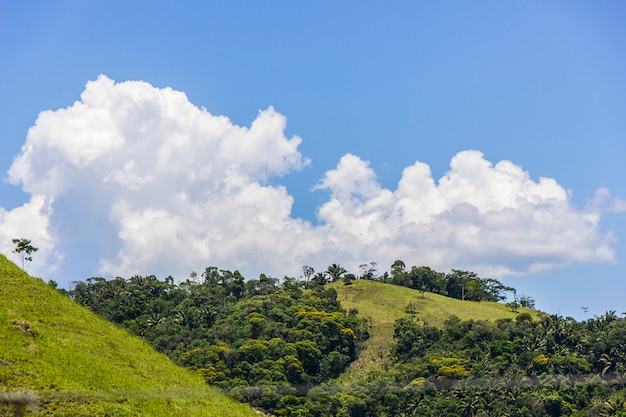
[
  {"x1": 0, "y1": 254, "x2": 260, "y2": 417},
  {"x1": 330, "y1": 279, "x2": 543, "y2": 381}
]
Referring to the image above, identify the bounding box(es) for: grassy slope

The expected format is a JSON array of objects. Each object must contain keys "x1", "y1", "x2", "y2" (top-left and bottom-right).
[
  {"x1": 0, "y1": 254, "x2": 260, "y2": 417},
  {"x1": 330, "y1": 280, "x2": 543, "y2": 381}
]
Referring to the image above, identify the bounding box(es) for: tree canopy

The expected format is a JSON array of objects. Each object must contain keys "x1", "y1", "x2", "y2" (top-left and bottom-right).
[{"x1": 68, "y1": 261, "x2": 626, "y2": 416}]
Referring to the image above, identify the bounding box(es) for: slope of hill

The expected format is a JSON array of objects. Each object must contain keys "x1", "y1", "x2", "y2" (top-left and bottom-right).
[
  {"x1": 0, "y1": 254, "x2": 260, "y2": 417},
  {"x1": 330, "y1": 279, "x2": 543, "y2": 380}
]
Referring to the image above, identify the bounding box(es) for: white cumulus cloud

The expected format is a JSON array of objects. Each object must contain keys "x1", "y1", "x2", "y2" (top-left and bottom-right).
[
  {"x1": 314, "y1": 150, "x2": 617, "y2": 276},
  {"x1": 0, "y1": 75, "x2": 621, "y2": 285}
]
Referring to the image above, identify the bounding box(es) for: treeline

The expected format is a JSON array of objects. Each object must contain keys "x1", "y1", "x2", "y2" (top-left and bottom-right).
[
  {"x1": 66, "y1": 262, "x2": 626, "y2": 416},
  {"x1": 386, "y1": 261, "x2": 515, "y2": 303},
  {"x1": 315, "y1": 261, "x2": 534, "y2": 307},
  {"x1": 68, "y1": 267, "x2": 369, "y2": 412}
]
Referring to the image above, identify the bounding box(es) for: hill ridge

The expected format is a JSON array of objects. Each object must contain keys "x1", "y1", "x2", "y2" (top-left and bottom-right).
[
  {"x1": 330, "y1": 279, "x2": 542, "y2": 381},
  {"x1": 0, "y1": 254, "x2": 259, "y2": 416}
]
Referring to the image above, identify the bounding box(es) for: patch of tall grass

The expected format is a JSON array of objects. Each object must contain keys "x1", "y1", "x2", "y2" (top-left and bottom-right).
[{"x1": 0, "y1": 254, "x2": 259, "y2": 416}]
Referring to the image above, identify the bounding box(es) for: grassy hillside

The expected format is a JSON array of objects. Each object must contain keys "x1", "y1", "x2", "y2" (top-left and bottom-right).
[
  {"x1": 0, "y1": 254, "x2": 260, "y2": 417},
  {"x1": 330, "y1": 279, "x2": 543, "y2": 381}
]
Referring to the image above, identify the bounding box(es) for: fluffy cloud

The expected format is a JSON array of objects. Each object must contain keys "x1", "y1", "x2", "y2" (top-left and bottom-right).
[
  {"x1": 1, "y1": 75, "x2": 621, "y2": 285},
  {"x1": 315, "y1": 150, "x2": 617, "y2": 276},
  {"x1": 5, "y1": 75, "x2": 315, "y2": 280}
]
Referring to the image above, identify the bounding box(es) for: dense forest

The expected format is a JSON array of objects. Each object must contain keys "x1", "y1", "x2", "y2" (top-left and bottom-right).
[{"x1": 67, "y1": 263, "x2": 626, "y2": 416}]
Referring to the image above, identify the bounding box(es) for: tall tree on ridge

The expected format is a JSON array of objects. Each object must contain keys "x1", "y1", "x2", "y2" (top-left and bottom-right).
[{"x1": 12, "y1": 238, "x2": 38, "y2": 271}]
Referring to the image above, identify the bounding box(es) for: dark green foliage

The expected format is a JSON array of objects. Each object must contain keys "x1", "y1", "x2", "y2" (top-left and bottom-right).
[
  {"x1": 323, "y1": 314, "x2": 626, "y2": 417},
  {"x1": 273, "y1": 312, "x2": 626, "y2": 417},
  {"x1": 385, "y1": 263, "x2": 515, "y2": 303},
  {"x1": 70, "y1": 265, "x2": 626, "y2": 417},
  {"x1": 70, "y1": 268, "x2": 369, "y2": 413}
]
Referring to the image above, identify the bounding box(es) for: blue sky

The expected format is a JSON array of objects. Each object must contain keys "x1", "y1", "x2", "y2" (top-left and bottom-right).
[{"x1": 1, "y1": 1, "x2": 625, "y2": 319}]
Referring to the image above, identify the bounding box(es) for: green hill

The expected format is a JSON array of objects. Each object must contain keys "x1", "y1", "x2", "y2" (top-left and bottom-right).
[
  {"x1": 0, "y1": 254, "x2": 260, "y2": 417},
  {"x1": 329, "y1": 279, "x2": 543, "y2": 381}
]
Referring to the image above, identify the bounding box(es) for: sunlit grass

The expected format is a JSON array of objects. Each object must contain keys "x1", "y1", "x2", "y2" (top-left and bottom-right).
[
  {"x1": 0, "y1": 254, "x2": 259, "y2": 416},
  {"x1": 330, "y1": 279, "x2": 543, "y2": 382}
]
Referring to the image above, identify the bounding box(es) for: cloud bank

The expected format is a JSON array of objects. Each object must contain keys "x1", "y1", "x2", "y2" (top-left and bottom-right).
[{"x1": 1, "y1": 76, "x2": 621, "y2": 284}]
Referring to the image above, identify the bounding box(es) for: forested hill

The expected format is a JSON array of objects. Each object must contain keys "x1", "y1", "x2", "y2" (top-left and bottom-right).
[
  {"x1": 66, "y1": 263, "x2": 626, "y2": 416},
  {"x1": 0, "y1": 254, "x2": 259, "y2": 417},
  {"x1": 330, "y1": 279, "x2": 542, "y2": 381}
]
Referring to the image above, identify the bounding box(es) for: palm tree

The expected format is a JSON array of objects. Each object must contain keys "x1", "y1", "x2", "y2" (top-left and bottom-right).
[
  {"x1": 399, "y1": 395, "x2": 421, "y2": 417},
  {"x1": 310, "y1": 272, "x2": 328, "y2": 287},
  {"x1": 599, "y1": 397, "x2": 626, "y2": 416},
  {"x1": 600, "y1": 353, "x2": 613, "y2": 376},
  {"x1": 325, "y1": 263, "x2": 347, "y2": 282},
  {"x1": 522, "y1": 328, "x2": 547, "y2": 352},
  {"x1": 458, "y1": 395, "x2": 480, "y2": 417},
  {"x1": 174, "y1": 310, "x2": 191, "y2": 327},
  {"x1": 146, "y1": 313, "x2": 165, "y2": 328}
]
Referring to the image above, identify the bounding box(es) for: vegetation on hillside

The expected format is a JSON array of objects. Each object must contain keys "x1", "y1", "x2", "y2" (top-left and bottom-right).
[
  {"x1": 289, "y1": 310, "x2": 626, "y2": 417},
  {"x1": 331, "y1": 279, "x2": 541, "y2": 381},
  {"x1": 0, "y1": 254, "x2": 260, "y2": 417},
  {"x1": 68, "y1": 267, "x2": 369, "y2": 413},
  {"x1": 67, "y1": 261, "x2": 626, "y2": 416}
]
